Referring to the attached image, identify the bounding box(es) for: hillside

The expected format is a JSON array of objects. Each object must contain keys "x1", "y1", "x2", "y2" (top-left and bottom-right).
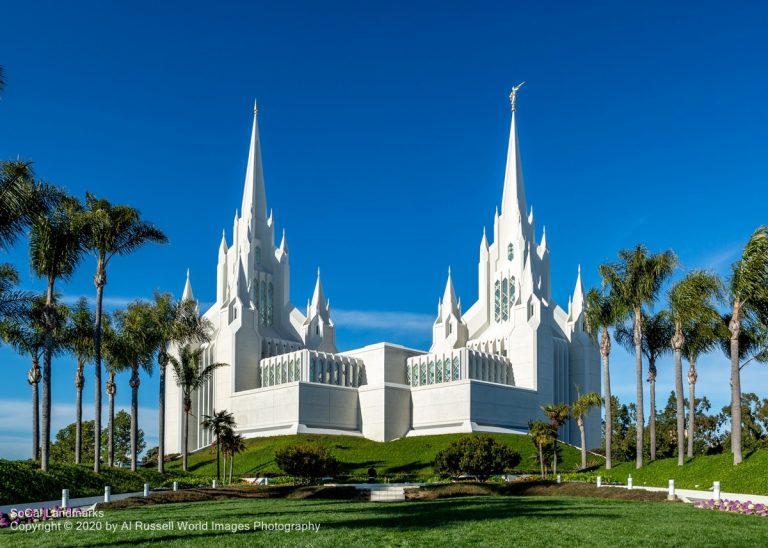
[
  {"x1": 166, "y1": 433, "x2": 596, "y2": 480},
  {"x1": 566, "y1": 449, "x2": 768, "y2": 496}
]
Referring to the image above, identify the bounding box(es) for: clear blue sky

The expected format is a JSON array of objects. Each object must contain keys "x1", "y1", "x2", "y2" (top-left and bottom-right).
[{"x1": 1, "y1": 1, "x2": 767, "y2": 459}]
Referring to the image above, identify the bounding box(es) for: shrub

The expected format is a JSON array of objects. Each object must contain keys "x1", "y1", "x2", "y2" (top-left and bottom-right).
[
  {"x1": 274, "y1": 443, "x2": 339, "y2": 484},
  {"x1": 433, "y1": 435, "x2": 521, "y2": 481}
]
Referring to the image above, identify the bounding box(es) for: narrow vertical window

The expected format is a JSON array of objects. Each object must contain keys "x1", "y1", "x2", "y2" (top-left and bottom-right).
[
  {"x1": 259, "y1": 280, "x2": 266, "y2": 324},
  {"x1": 494, "y1": 280, "x2": 501, "y2": 322},
  {"x1": 255, "y1": 246, "x2": 261, "y2": 265},
  {"x1": 267, "y1": 282, "x2": 274, "y2": 326},
  {"x1": 501, "y1": 278, "x2": 509, "y2": 321},
  {"x1": 507, "y1": 243, "x2": 514, "y2": 261}
]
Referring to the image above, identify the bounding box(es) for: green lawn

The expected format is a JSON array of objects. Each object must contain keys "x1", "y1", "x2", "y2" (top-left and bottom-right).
[
  {"x1": 567, "y1": 449, "x2": 768, "y2": 495},
  {"x1": 3, "y1": 496, "x2": 766, "y2": 547},
  {"x1": 167, "y1": 433, "x2": 593, "y2": 480}
]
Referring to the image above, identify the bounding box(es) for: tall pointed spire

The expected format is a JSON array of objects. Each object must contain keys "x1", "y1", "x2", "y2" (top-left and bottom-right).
[
  {"x1": 571, "y1": 264, "x2": 584, "y2": 319},
  {"x1": 309, "y1": 267, "x2": 330, "y2": 321},
  {"x1": 500, "y1": 87, "x2": 529, "y2": 234},
  {"x1": 181, "y1": 269, "x2": 195, "y2": 302},
  {"x1": 442, "y1": 266, "x2": 460, "y2": 319},
  {"x1": 241, "y1": 99, "x2": 268, "y2": 230}
]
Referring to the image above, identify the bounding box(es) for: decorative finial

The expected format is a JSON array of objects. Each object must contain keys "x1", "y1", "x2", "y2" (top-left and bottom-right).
[
  {"x1": 578, "y1": 264, "x2": 581, "y2": 275},
  {"x1": 317, "y1": 266, "x2": 321, "y2": 277},
  {"x1": 186, "y1": 268, "x2": 190, "y2": 279},
  {"x1": 448, "y1": 265, "x2": 452, "y2": 277},
  {"x1": 253, "y1": 98, "x2": 258, "y2": 114},
  {"x1": 509, "y1": 81, "x2": 525, "y2": 112}
]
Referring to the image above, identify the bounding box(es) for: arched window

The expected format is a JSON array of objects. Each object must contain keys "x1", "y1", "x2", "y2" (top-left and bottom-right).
[
  {"x1": 507, "y1": 243, "x2": 514, "y2": 261},
  {"x1": 494, "y1": 281, "x2": 501, "y2": 322}
]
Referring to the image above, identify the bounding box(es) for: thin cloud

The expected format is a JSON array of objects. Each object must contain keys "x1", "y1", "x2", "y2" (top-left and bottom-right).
[
  {"x1": 333, "y1": 309, "x2": 433, "y2": 333},
  {"x1": 59, "y1": 295, "x2": 143, "y2": 308}
]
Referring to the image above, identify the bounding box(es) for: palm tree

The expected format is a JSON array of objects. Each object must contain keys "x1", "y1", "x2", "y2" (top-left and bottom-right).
[
  {"x1": 83, "y1": 194, "x2": 167, "y2": 473},
  {"x1": 584, "y1": 287, "x2": 626, "y2": 470},
  {"x1": 724, "y1": 226, "x2": 768, "y2": 465},
  {"x1": 615, "y1": 311, "x2": 673, "y2": 461},
  {"x1": 683, "y1": 315, "x2": 723, "y2": 458},
  {"x1": 570, "y1": 390, "x2": 602, "y2": 469},
  {"x1": 169, "y1": 345, "x2": 227, "y2": 471},
  {"x1": 113, "y1": 301, "x2": 159, "y2": 471},
  {"x1": 201, "y1": 409, "x2": 236, "y2": 482},
  {"x1": 64, "y1": 297, "x2": 95, "y2": 464},
  {"x1": 541, "y1": 403, "x2": 569, "y2": 477},
  {"x1": 0, "y1": 295, "x2": 49, "y2": 460},
  {"x1": 668, "y1": 271, "x2": 722, "y2": 465},
  {"x1": 152, "y1": 292, "x2": 212, "y2": 473},
  {"x1": 29, "y1": 195, "x2": 87, "y2": 471},
  {"x1": 102, "y1": 318, "x2": 127, "y2": 467},
  {"x1": 600, "y1": 245, "x2": 677, "y2": 469},
  {"x1": 528, "y1": 420, "x2": 554, "y2": 479},
  {"x1": 221, "y1": 429, "x2": 246, "y2": 484},
  {"x1": 0, "y1": 264, "x2": 31, "y2": 327},
  {"x1": 1, "y1": 160, "x2": 54, "y2": 251}
]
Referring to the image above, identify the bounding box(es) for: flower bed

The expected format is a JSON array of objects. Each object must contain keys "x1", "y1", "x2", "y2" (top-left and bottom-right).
[
  {"x1": 694, "y1": 499, "x2": 768, "y2": 517},
  {"x1": 0, "y1": 506, "x2": 94, "y2": 529}
]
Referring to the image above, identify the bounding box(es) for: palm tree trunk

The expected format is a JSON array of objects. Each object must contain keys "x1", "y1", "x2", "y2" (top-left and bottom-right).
[
  {"x1": 538, "y1": 443, "x2": 544, "y2": 478},
  {"x1": 28, "y1": 357, "x2": 41, "y2": 461},
  {"x1": 75, "y1": 360, "x2": 84, "y2": 465},
  {"x1": 553, "y1": 439, "x2": 558, "y2": 477},
  {"x1": 672, "y1": 326, "x2": 685, "y2": 466},
  {"x1": 729, "y1": 307, "x2": 742, "y2": 465},
  {"x1": 579, "y1": 417, "x2": 587, "y2": 469},
  {"x1": 130, "y1": 365, "x2": 140, "y2": 472},
  {"x1": 633, "y1": 311, "x2": 644, "y2": 469},
  {"x1": 158, "y1": 357, "x2": 166, "y2": 474},
  {"x1": 107, "y1": 371, "x2": 116, "y2": 467},
  {"x1": 216, "y1": 436, "x2": 221, "y2": 482},
  {"x1": 230, "y1": 453, "x2": 233, "y2": 484},
  {"x1": 93, "y1": 260, "x2": 106, "y2": 474},
  {"x1": 601, "y1": 327, "x2": 612, "y2": 470},
  {"x1": 182, "y1": 408, "x2": 189, "y2": 472},
  {"x1": 40, "y1": 280, "x2": 55, "y2": 472},
  {"x1": 648, "y1": 361, "x2": 656, "y2": 462},
  {"x1": 687, "y1": 360, "x2": 697, "y2": 458}
]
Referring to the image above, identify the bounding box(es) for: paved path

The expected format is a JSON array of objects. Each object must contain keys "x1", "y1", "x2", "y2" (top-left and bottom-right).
[{"x1": 0, "y1": 491, "x2": 144, "y2": 514}]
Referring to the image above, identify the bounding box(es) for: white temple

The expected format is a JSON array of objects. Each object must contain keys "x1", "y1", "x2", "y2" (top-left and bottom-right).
[{"x1": 164, "y1": 92, "x2": 600, "y2": 452}]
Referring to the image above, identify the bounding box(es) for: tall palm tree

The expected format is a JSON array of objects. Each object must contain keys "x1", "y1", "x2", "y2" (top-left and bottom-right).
[
  {"x1": 724, "y1": 226, "x2": 768, "y2": 465},
  {"x1": 152, "y1": 292, "x2": 211, "y2": 473},
  {"x1": 584, "y1": 287, "x2": 626, "y2": 470},
  {"x1": 169, "y1": 345, "x2": 227, "y2": 472},
  {"x1": 600, "y1": 245, "x2": 677, "y2": 469},
  {"x1": 683, "y1": 315, "x2": 723, "y2": 457},
  {"x1": 570, "y1": 390, "x2": 602, "y2": 469},
  {"x1": 83, "y1": 194, "x2": 167, "y2": 473},
  {"x1": 113, "y1": 301, "x2": 159, "y2": 471},
  {"x1": 615, "y1": 310, "x2": 673, "y2": 461},
  {"x1": 29, "y1": 195, "x2": 87, "y2": 471},
  {"x1": 541, "y1": 403, "x2": 569, "y2": 477},
  {"x1": 221, "y1": 429, "x2": 246, "y2": 485},
  {"x1": 201, "y1": 409, "x2": 236, "y2": 482},
  {"x1": 102, "y1": 319, "x2": 124, "y2": 467},
  {"x1": 64, "y1": 297, "x2": 95, "y2": 464},
  {"x1": 668, "y1": 271, "x2": 722, "y2": 465}
]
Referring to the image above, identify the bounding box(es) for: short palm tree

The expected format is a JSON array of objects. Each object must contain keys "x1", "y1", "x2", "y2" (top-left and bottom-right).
[
  {"x1": 169, "y1": 345, "x2": 228, "y2": 471},
  {"x1": 29, "y1": 195, "x2": 87, "y2": 471},
  {"x1": 584, "y1": 287, "x2": 626, "y2": 470},
  {"x1": 528, "y1": 420, "x2": 554, "y2": 478},
  {"x1": 221, "y1": 429, "x2": 246, "y2": 484},
  {"x1": 683, "y1": 315, "x2": 723, "y2": 457},
  {"x1": 64, "y1": 297, "x2": 95, "y2": 464},
  {"x1": 600, "y1": 245, "x2": 677, "y2": 469},
  {"x1": 615, "y1": 310, "x2": 673, "y2": 461},
  {"x1": 111, "y1": 302, "x2": 158, "y2": 470},
  {"x1": 570, "y1": 390, "x2": 602, "y2": 469},
  {"x1": 83, "y1": 193, "x2": 167, "y2": 473},
  {"x1": 541, "y1": 403, "x2": 569, "y2": 476},
  {"x1": 668, "y1": 271, "x2": 722, "y2": 465},
  {"x1": 724, "y1": 226, "x2": 768, "y2": 465},
  {"x1": 201, "y1": 409, "x2": 236, "y2": 483},
  {"x1": 152, "y1": 292, "x2": 212, "y2": 473}
]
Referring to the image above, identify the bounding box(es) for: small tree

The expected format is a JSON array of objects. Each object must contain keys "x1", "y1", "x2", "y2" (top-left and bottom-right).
[
  {"x1": 275, "y1": 443, "x2": 339, "y2": 484},
  {"x1": 433, "y1": 435, "x2": 520, "y2": 482},
  {"x1": 201, "y1": 409, "x2": 236, "y2": 482},
  {"x1": 570, "y1": 390, "x2": 602, "y2": 469},
  {"x1": 528, "y1": 421, "x2": 555, "y2": 478},
  {"x1": 542, "y1": 403, "x2": 569, "y2": 476}
]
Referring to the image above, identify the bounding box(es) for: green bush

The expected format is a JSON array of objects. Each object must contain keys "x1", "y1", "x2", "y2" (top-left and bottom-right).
[
  {"x1": 434, "y1": 435, "x2": 521, "y2": 481},
  {"x1": 274, "y1": 443, "x2": 339, "y2": 484}
]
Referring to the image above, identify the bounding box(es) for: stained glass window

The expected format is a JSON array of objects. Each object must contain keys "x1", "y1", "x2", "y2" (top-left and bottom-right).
[
  {"x1": 501, "y1": 278, "x2": 509, "y2": 321},
  {"x1": 508, "y1": 243, "x2": 514, "y2": 260},
  {"x1": 420, "y1": 362, "x2": 427, "y2": 385},
  {"x1": 406, "y1": 364, "x2": 411, "y2": 385},
  {"x1": 259, "y1": 281, "x2": 266, "y2": 324},
  {"x1": 453, "y1": 356, "x2": 460, "y2": 380},
  {"x1": 494, "y1": 281, "x2": 501, "y2": 322},
  {"x1": 267, "y1": 282, "x2": 274, "y2": 326},
  {"x1": 436, "y1": 359, "x2": 443, "y2": 383}
]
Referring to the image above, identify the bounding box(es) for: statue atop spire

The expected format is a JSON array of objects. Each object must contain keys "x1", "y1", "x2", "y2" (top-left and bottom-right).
[{"x1": 509, "y1": 81, "x2": 525, "y2": 112}]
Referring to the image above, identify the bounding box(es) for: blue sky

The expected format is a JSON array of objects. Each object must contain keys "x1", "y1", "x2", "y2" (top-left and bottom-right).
[{"x1": 1, "y1": 1, "x2": 767, "y2": 459}]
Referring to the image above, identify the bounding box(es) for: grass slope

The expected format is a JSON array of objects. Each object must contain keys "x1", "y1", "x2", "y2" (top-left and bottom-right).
[
  {"x1": 166, "y1": 433, "x2": 594, "y2": 480},
  {"x1": 0, "y1": 460, "x2": 198, "y2": 506},
  {"x1": 3, "y1": 496, "x2": 766, "y2": 547},
  {"x1": 568, "y1": 449, "x2": 768, "y2": 495}
]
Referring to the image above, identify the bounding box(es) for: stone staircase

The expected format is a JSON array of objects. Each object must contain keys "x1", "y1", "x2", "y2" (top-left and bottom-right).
[{"x1": 369, "y1": 486, "x2": 406, "y2": 502}]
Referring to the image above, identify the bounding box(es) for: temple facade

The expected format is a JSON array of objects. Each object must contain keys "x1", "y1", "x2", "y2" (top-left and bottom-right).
[{"x1": 164, "y1": 93, "x2": 600, "y2": 453}]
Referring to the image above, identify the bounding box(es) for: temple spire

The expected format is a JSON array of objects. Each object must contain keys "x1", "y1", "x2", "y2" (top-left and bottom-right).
[
  {"x1": 571, "y1": 264, "x2": 584, "y2": 320},
  {"x1": 442, "y1": 266, "x2": 459, "y2": 318},
  {"x1": 500, "y1": 88, "x2": 529, "y2": 238},
  {"x1": 181, "y1": 269, "x2": 195, "y2": 302},
  {"x1": 309, "y1": 268, "x2": 329, "y2": 321},
  {"x1": 241, "y1": 99, "x2": 268, "y2": 230}
]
